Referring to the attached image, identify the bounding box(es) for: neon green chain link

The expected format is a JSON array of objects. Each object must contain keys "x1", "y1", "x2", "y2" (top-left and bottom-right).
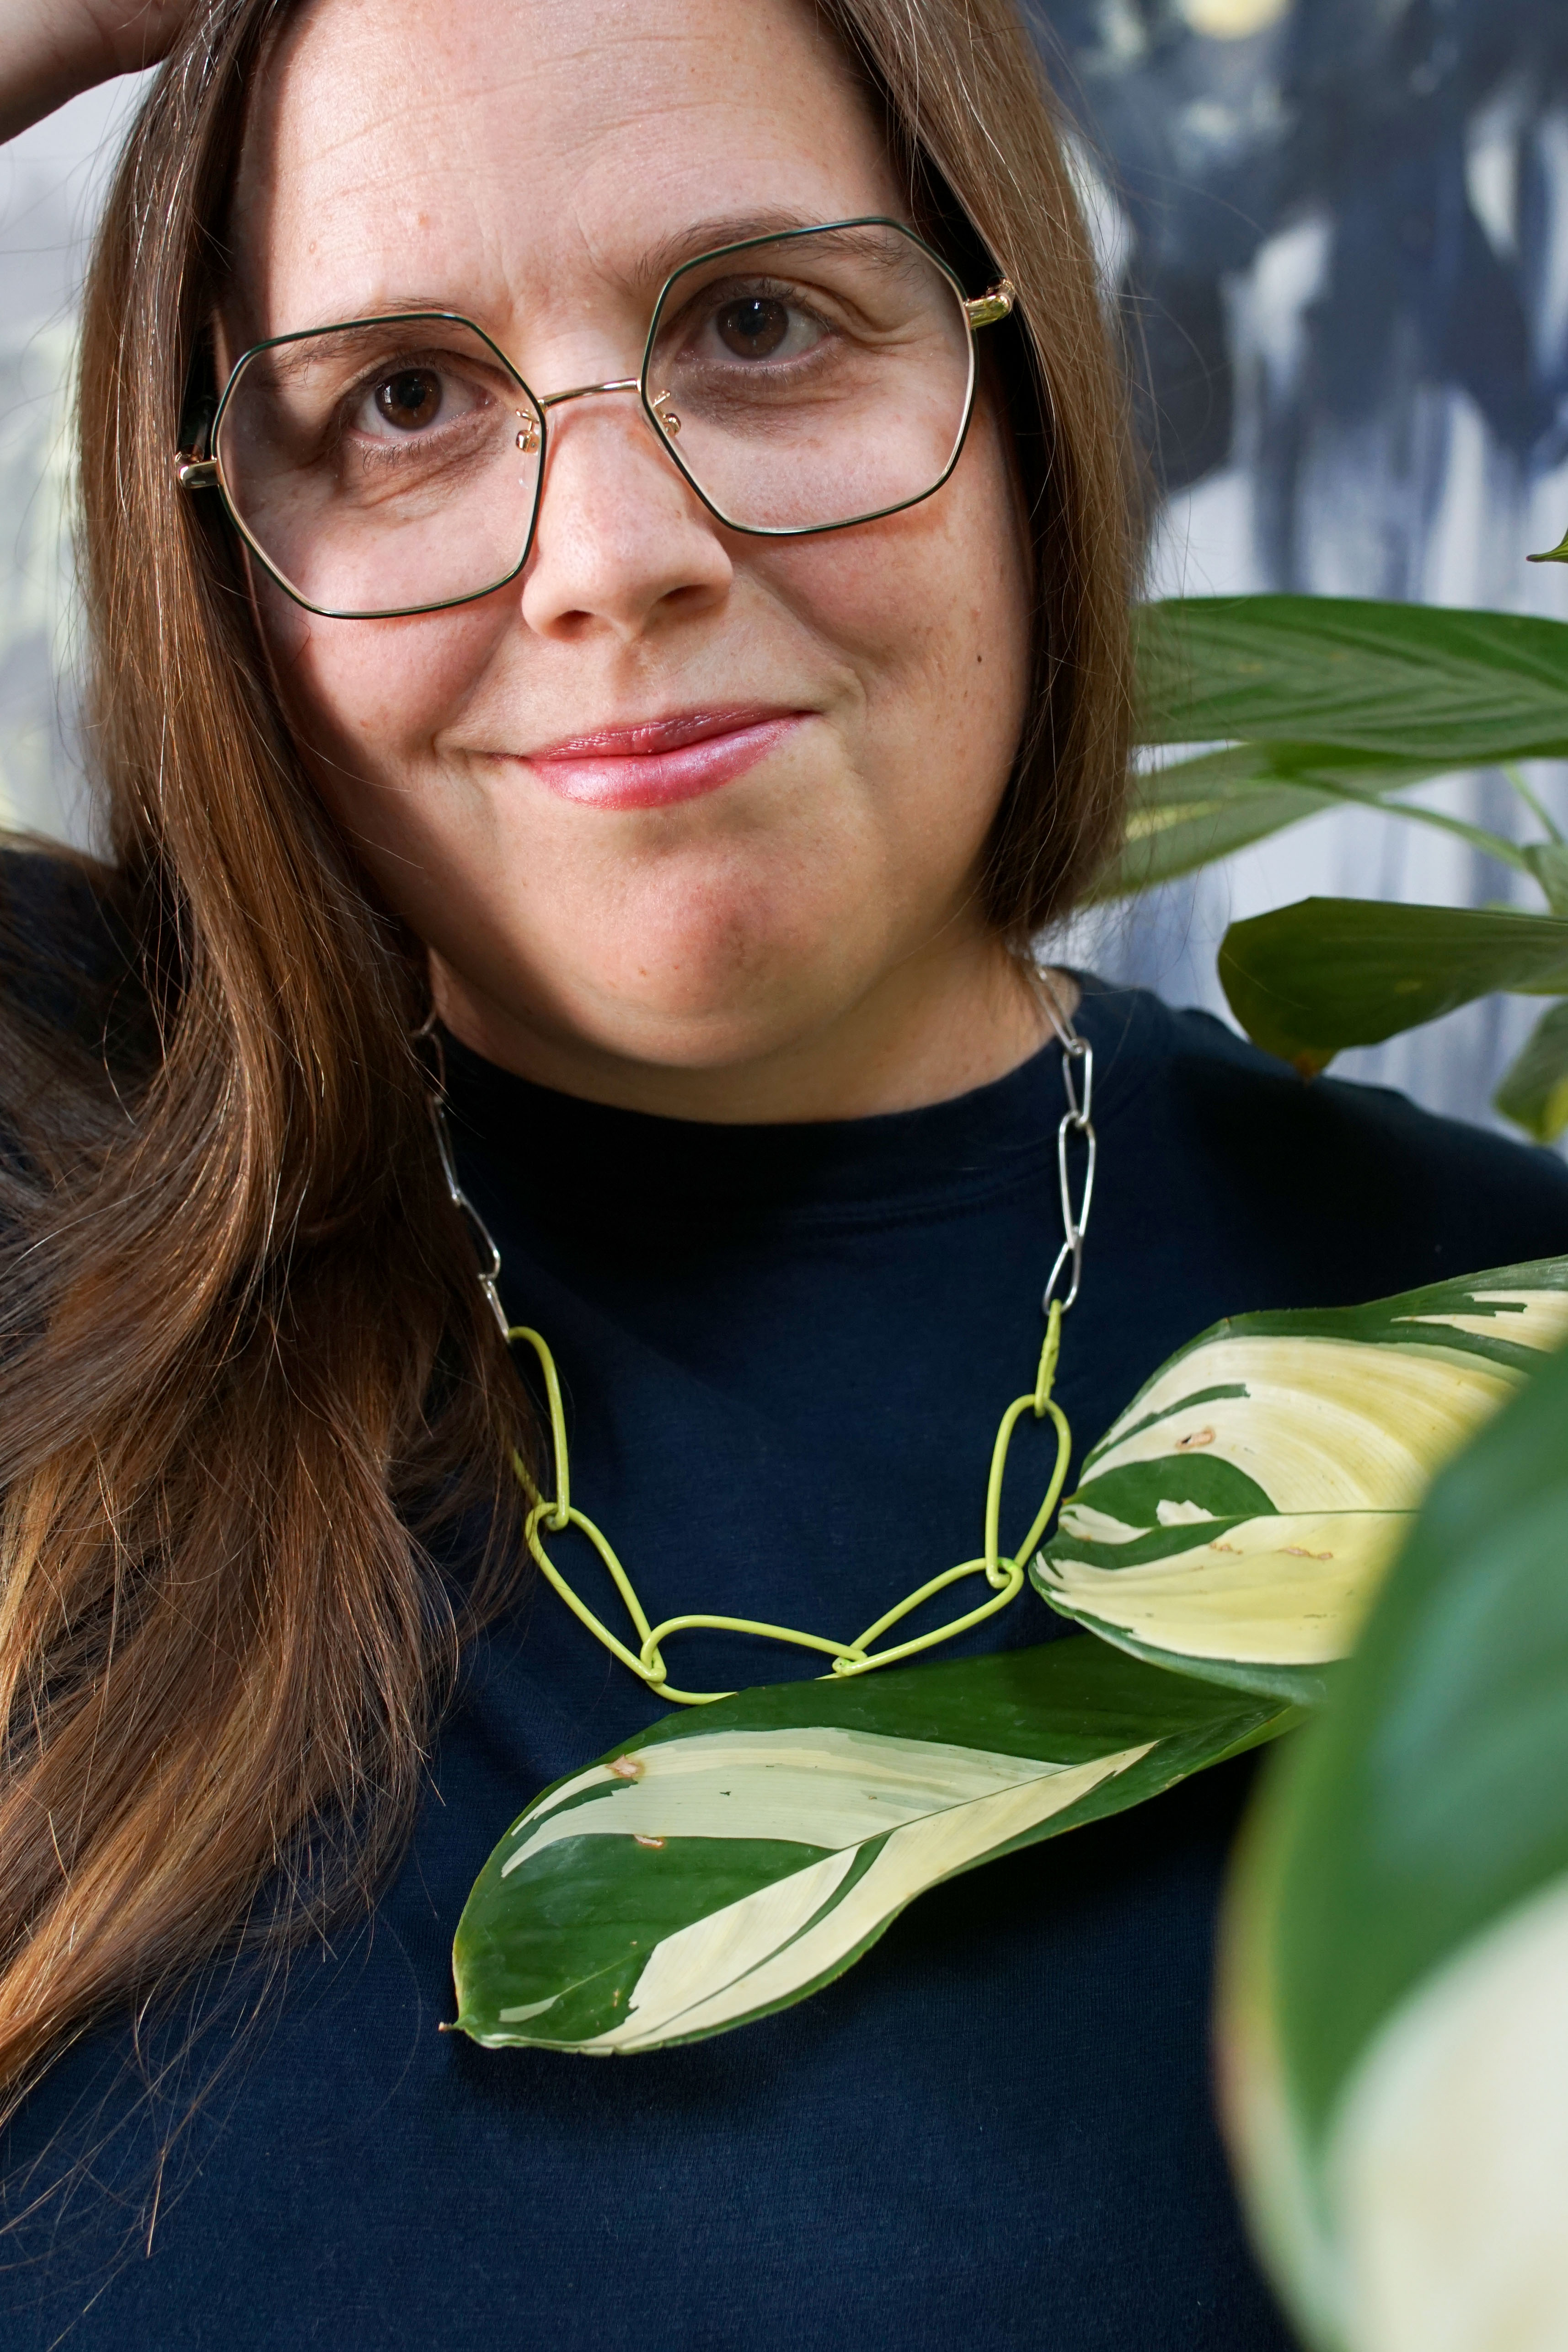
[{"x1": 508, "y1": 1301, "x2": 1072, "y2": 1706}]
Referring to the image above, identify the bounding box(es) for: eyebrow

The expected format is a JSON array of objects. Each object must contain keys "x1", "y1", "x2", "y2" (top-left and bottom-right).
[
  {"x1": 634, "y1": 209, "x2": 884, "y2": 284},
  {"x1": 268, "y1": 213, "x2": 908, "y2": 343}
]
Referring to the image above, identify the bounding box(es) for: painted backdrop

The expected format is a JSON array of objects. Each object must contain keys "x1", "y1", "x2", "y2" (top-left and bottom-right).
[{"x1": 1044, "y1": 0, "x2": 1568, "y2": 1133}]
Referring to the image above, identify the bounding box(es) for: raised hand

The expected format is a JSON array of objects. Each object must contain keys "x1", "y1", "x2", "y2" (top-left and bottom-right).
[{"x1": 0, "y1": 0, "x2": 199, "y2": 145}]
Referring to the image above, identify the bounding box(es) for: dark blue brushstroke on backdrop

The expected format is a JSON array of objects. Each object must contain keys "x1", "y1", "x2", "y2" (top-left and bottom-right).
[{"x1": 1031, "y1": 0, "x2": 1568, "y2": 583}]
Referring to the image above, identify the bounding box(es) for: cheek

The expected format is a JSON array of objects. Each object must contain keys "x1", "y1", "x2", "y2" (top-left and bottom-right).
[
  {"x1": 255, "y1": 579, "x2": 504, "y2": 812},
  {"x1": 758, "y1": 423, "x2": 1031, "y2": 804}
]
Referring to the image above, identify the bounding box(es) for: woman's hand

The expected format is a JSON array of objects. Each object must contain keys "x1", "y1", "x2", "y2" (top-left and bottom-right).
[{"x1": 0, "y1": 0, "x2": 197, "y2": 145}]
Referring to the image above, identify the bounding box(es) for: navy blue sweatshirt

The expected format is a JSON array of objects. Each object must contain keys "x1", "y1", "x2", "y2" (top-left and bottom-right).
[{"x1": 5, "y1": 978, "x2": 1568, "y2": 2350}]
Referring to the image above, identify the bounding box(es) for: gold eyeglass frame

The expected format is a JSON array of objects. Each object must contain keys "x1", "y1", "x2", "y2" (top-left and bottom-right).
[{"x1": 174, "y1": 216, "x2": 1016, "y2": 621}]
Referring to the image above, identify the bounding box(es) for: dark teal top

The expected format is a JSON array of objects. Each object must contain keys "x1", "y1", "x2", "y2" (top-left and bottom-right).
[{"x1": 5, "y1": 977, "x2": 1568, "y2": 2349}]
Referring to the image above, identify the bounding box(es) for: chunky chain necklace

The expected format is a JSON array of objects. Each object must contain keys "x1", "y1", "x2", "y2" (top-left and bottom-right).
[{"x1": 423, "y1": 987, "x2": 1097, "y2": 1707}]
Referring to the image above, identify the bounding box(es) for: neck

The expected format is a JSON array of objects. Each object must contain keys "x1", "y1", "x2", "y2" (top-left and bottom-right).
[{"x1": 432, "y1": 935, "x2": 1078, "y2": 1125}]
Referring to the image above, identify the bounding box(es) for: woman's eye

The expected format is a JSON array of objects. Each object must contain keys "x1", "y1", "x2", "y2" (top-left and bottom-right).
[
  {"x1": 346, "y1": 361, "x2": 488, "y2": 444},
  {"x1": 373, "y1": 368, "x2": 445, "y2": 431},
  {"x1": 715, "y1": 297, "x2": 792, "y2": 360},
  {"x1": 702, "y1": 290, "x2": 831, "y2": 366}
]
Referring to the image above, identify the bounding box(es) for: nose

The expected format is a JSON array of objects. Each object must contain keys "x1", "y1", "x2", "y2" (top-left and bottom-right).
[{"x1": 518, "y1": 380, "x2": 732, "y2": 644}]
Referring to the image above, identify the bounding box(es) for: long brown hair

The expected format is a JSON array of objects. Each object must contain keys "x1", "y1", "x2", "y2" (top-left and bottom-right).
[{"x1": 0, "y1": 0, "x2": 1137, "y2": 2121}]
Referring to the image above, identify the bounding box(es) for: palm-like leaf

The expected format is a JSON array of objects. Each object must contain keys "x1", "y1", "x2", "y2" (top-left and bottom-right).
[
  {"x1": 1218, "y1": 900, "x2": 1568, "y2": 1077},
  {"x1": 1136, "y1": 596, "x2": 1568, "y2": 760},
  {"x1": 1097, "y1": 747, "x2": 1450, "y2": 901}
]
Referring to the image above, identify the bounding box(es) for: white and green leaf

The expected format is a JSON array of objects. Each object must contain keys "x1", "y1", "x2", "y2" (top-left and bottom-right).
[
  {"x1": 1217, "y1": 1311, "x2": 1568, "y2": 2352},
  {"x1": 1032, "y1": 1259, "x2": 1568, "y2": 1704},
  {"x1": 452, "y1": 1638, "x2": 1296, "y2": 2055}
]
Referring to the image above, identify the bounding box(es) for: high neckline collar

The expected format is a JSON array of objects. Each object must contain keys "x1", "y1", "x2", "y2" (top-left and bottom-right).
[{"x1": 440, "y1": 976, "x2": 1166, "y2": 1229}]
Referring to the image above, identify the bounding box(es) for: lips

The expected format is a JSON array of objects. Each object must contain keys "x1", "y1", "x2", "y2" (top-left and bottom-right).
[{"x1": 517, "y1": 707, "x2": 806, "y2": 809}]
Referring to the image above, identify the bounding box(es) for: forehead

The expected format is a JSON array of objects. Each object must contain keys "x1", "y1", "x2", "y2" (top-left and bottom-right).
[{"x1": 230, "y1": 0, "x2": 901, "y2": 339}]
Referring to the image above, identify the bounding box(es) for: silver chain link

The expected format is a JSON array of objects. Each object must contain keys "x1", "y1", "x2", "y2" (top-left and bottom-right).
[
  {"x1": 1036, "y1": 981, "x2": 1097, "y2": 1317},
  {"x1": 415, "y1": 1014, "x2": 512, "y2": 1340},
  {"x1": 1043, "y1": 1040, "x2": 1096, "y2": 1313}
]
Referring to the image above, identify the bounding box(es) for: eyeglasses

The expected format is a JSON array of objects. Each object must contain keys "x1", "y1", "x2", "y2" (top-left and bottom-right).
[{"x1": 175, "y1": 218, "x2": 1015, "y2": 620}]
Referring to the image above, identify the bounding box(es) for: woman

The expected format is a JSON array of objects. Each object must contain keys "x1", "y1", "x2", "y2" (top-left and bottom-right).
[{"x1": 0, "y1": 0, "x2": 1563, "y2": 2341}]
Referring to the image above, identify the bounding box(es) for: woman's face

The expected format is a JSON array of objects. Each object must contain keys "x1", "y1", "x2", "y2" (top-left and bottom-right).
[{"x1": 229, "y1": 0, "x2": 1035, "y2": 1115}]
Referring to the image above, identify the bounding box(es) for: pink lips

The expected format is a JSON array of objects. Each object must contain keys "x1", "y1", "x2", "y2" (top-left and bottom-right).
[{"x1": 520, "y1": 707, "x2": 805, "y2": 809}]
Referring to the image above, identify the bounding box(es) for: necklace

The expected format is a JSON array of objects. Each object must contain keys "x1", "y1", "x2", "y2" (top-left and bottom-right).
[{"x1": 423, "y1": 991, "x2": 1098, "y2": 1706}]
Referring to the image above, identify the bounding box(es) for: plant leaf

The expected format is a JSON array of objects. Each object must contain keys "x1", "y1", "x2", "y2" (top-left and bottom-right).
[
  {"x1": 1096, "y1": 744, "x2": 1459, "y2": 900},
  {"x1": 1137, "y1": 596, "x2": 1568, "y2": 761},
  {"x1": 1492, "y1": 998, "x2": 1568, "y2": 1142},
  {"x1": 452, "y1": 1639, "x2": 1295, "y2": 2054},
  {"x1": 1217, "y1": 899, "x2": 1568, "y2": 1075},
  {"x1": 1032, "y1": 1260, "x2": 1568, "y2": 1706},
  {"x1": 1526, "y1": 520, "x2": 1568, "y2": 564},
  {"x1": 1217, "y1": 1318, "x2": 1568, "y2": 2352},
  {"x1": 1099, "y1": 766, "x2": 1336, "y2": 899}
]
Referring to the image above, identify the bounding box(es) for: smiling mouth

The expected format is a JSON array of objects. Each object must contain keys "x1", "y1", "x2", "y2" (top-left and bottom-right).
[{"x1": 515, "y1": 707, "x2": 808, "y2": 809}]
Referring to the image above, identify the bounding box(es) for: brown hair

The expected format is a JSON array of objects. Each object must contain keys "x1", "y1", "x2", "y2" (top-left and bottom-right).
[{"x1": 0, "y1": 0, "x2": 1137, "y2": 2122}]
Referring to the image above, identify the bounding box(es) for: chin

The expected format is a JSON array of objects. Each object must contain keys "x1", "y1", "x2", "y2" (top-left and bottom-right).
[
  {"x1": 583, "y1": 968, "x2": 851, "y2": 1067},
  {"x1": 589, "y1": 883, "x2": 872, "y2": 1012},
  {"x1": 546, "y1": 926, "x2": 865, "y2": 1068}
]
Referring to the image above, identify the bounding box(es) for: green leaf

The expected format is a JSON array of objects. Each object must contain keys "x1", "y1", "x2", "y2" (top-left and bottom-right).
[
  {"x1": 1492, "y1": 998, "x2": 1568, "y2": 1141},
  {"x1": 1099, "y1": 764, "x2": 1335, "y2": 899},
  {"x1": 451, "y1": 1638, "x2": 1295, "y2": 2054},
  {"x1": 1137, "y1": 596, "x2": 1568, "y2": 761},
  {"x1": 1096, "y1": 744, "x2": 1462, "y2": 900},
  {"x1": 1100, "y1": 741, "x2": 1529, "y2": 900},
  {"x1": 1218, "y1": 1325, "x2": 1568, "y2": 2352},
  {"x1": 1217, "y1": 899, "x2": 1568, "y2": 1075},
  {"x1": 1032, "y1": 1260, "x2": 1568, "y2": 1706}
]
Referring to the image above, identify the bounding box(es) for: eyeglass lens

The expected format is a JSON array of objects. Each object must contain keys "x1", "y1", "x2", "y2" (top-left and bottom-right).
[{"x1": 213, "y1": 224, "x2": 977, "y2": 618}]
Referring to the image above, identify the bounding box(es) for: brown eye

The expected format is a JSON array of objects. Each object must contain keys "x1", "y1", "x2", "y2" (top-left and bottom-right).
[
  {"x1": 375, "y1": 369, "x2": 443, "y2": 429},
  {"x1": 716, "y1": 297, "x2": 790, "y2": 359}
]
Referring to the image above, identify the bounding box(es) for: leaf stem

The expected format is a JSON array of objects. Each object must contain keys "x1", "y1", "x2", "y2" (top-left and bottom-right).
[
  {"x1": 1304, "y1": 777, "x2": 1530, "y2": 871},
  {"x1": 1502, "y1": 762, "x2": 1566, "y2": 845}
]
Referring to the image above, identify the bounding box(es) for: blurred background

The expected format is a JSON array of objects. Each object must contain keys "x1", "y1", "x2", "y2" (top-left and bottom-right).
[{"x1": 4, "y1": 1, "x2": 1568, "y2": 1139}]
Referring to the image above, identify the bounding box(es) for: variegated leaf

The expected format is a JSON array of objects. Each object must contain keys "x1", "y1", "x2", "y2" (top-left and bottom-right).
[
  {"x1": 1218, "y1": 1304, "x2": 1568, "y2": 2352},
  {"x1": 1032, "y1": 1258, "x2": 1568, "y2": 1704},
  {"x1": 452, "y1": 1637, "x2": 1295, "y2": 2054}
]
